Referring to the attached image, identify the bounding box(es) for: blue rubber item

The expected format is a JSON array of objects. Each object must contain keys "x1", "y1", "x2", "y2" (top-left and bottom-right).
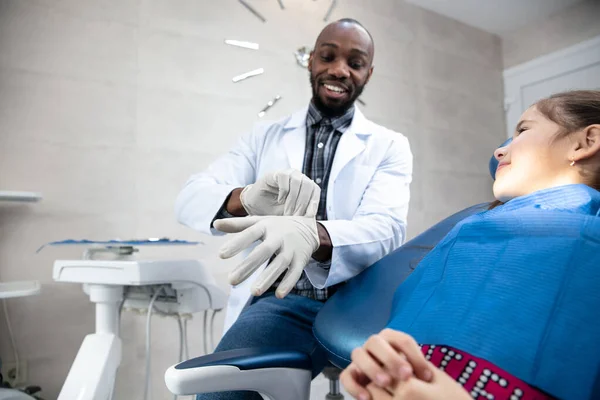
[
  {"x1": 313, "y1": 203, "x2": 490, "y2": 368},
  {"x1": 489, "y1": 138, "x2": 512, "y2": 180},
  {"x1": 174, "y1": 348, "x2": 312, "y2": 371}
]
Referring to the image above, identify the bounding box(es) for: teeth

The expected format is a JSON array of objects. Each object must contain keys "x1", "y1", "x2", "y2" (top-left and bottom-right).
[{"x1": 324, "y1": 84, "x2": 345, "y2": 93}]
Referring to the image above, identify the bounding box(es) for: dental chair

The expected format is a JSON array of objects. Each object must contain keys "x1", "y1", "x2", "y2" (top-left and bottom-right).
[{"x1": 164, "y1": 142, "x2": 509, "y2": 399}]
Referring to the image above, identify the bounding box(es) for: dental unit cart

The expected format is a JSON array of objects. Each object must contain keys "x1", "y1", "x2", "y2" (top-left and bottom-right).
[{"x1": 46, "y1": 239, "x2": 227, "y2": 400}]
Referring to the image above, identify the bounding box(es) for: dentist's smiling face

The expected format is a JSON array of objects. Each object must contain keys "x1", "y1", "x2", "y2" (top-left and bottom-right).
[{"x1": 308, "y1": 20, "x2": 374, "y2": 117}]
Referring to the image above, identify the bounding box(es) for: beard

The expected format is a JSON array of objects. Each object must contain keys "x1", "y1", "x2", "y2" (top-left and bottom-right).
[{"x1": 309, "y1": 72, "x2": 365, "y2": 117}]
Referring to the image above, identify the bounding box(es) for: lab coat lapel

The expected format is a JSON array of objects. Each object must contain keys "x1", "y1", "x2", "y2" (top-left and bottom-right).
[
  {"x1": 282, "y1": 108, "x2": 308, "y2": 171},
  {"x1": 329, "y1": 108, "x2": 369, "y2": 184}
]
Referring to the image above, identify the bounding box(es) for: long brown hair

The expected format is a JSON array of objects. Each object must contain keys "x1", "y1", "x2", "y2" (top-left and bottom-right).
[
  {"x1": 490, "y1": 90, "x2": 600, "y2": 209},
  {"x1": 537, "y1": 90, "x2": 600, "y2": 190}
]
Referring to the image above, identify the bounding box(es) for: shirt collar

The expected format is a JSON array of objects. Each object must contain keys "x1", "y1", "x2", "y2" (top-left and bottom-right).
[{"x1": 306, "y1": 101, "x2": 355, "y2": 132}]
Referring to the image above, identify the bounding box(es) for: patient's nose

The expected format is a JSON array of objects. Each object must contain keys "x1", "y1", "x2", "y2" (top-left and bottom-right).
[{"x1": 494, "y1": 146, "x2": 507, "y2": 161}]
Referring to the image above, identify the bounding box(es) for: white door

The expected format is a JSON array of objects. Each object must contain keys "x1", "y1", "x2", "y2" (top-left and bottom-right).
[
  {"x1": 521, "y1": 63, "x2": 600, "y2": 109},
  {"x1": 504, "y1": 35, "x2": 600, "y2": 137}
]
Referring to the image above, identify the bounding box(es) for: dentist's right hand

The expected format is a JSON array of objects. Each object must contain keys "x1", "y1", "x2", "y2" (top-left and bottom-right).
[
  {"x1": 239, "y1": 169, "x2": 321, "y2": 217},
  {"x1": 214, "y1": 214, "x2": 320, "y2": 298}
]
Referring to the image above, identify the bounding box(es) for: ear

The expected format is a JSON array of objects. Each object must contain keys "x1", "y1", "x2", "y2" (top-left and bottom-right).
[
  {"x1": 573, "y1": 125, "x2": 600, "y2": 162},
  {"x1": 308, "y1": 51, "x2": 314, "y2": 71}
]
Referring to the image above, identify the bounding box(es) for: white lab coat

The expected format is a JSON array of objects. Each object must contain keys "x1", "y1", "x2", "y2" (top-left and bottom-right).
[{"x1": 175, "y1": 107, "x2": 413, "y2": 332}]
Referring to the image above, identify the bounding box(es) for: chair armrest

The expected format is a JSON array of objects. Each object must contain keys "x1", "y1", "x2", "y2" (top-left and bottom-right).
[{"x1": 164, "y1": 348, "x2": 312, "y2": 399}]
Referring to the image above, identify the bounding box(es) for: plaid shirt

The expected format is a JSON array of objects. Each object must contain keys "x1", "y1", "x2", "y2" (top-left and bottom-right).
[{"x1": 283, "y1": 102, "x2": 355, "y2": 300}]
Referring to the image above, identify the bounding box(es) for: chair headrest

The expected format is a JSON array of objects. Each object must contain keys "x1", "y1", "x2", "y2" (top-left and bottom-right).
[{"x1": 489, "y1": 138, "x2": 512, "y2": 180}]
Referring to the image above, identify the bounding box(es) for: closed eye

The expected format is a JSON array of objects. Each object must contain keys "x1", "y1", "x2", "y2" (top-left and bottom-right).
[
  {"x1": 514, "y1": 119, "x2": 535, "y2": 137},
  {"x1": 515, "y1": 127, "x2": 528, "y2": 136}
]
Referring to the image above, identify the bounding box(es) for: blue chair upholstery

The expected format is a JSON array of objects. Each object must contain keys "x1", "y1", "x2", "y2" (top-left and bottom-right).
[
  {"x1": 175, "y1": 348, "x2": 312, "y2": 371},
  {"x1": 165, "y1": 144, "x2": 506, "y2": 397},
  {"x1": 313, "y1": 203, "x2": 489, "y2": 368}
]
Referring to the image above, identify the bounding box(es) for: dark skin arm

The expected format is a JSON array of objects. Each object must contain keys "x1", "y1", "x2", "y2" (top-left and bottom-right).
[
  {"x1": 225, "y1": 188, "x2": 333, "y2": 261},
  {"x1": 225, "y1": 188, "x2": 248, "y2": 217},
  {"x1": 312, "y1": 224, "x2": 333, "y2": 262}
]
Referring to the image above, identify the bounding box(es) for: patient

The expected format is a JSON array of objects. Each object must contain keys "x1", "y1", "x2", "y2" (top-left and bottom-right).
[{"x1": 340, "y1": 90, "x2": 600, "y2": 400}]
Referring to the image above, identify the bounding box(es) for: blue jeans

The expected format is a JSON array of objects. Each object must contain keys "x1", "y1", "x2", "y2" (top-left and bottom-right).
[{"x1": 196, "y1": 292, "x2": 328, "y2": 400}]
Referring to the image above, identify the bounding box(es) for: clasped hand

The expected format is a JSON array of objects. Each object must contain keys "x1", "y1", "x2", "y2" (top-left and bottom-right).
[{"x1": 340, "y1": 329, "x2": 471, "y2": 400}]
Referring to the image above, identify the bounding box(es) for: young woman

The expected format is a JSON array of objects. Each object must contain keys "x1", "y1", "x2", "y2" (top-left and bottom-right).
[{"x1": 341, "y1": 90, "x2": 600, "y2": 400}]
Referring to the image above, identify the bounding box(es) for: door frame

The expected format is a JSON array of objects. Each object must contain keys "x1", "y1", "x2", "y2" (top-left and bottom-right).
[{"x1": 503, "y1": 35, "x2": 600, "y2": 138}]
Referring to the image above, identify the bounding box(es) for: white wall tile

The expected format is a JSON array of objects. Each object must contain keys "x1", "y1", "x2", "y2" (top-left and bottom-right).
[
  {"x1": 135, "y1": 88, "x2": 257, "y2": 153},
  {"x1": 417, "y1": 45, "x2": 503, "y2": 104},
  {"x1": 0, "y1": 1, "x2": 137, "y2": 85},
  {"x1": 421, "y1": 171, "x2": 494, "y2": 219},
  {"x1": 132, "y1": 148, "x2": 213, "y2": 214},
  {"x1": 0, "y1": 142, "x2": 137, "y2": 216},
  {"x1": 417, "y1": 85, "x2": 505, "y2": 134},
  {"x1": 415, "y1": 7, "x2": 502, "y2": 69},
  {"x1": 0, "y1": 68, "x2": 136, "y2": 148},
  {"x1": 420, "y1": 126, "x2": 501, "y2": 175},
  {"x1": 361, "y1": 73, "x2": 418, "y2": 123},
  {"x1": 30, "y1": 0, "x2": 140, "y2": 26}
]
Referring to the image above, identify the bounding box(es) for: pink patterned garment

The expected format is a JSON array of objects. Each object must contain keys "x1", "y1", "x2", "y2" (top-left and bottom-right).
[{"x1": 420, "y1": 345, "x2": 554, "y2": 400}]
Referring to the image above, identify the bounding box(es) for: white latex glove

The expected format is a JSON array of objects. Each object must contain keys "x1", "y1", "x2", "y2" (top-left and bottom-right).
[
  {"x1": 240, "y1": 169, "x2": 320, "y2": 217},
  {"x1": 214, "y1": 215, "x2": 320, "y2": 298}
]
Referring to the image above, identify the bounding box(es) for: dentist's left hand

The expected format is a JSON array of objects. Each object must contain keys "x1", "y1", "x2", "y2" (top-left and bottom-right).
[{"x1": 214, "y1": 215, "x2": 320, "y2": 298}]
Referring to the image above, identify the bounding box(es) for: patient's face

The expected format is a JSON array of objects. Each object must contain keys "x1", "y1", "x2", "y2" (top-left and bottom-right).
[{"x1": 493, "y1": 106, "x2": 573, "y2": 202}]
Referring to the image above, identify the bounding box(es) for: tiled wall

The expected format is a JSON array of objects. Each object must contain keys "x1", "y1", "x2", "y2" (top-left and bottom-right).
[{"x1": 0, "y1": 1, "x2": 504, "y2": 398}]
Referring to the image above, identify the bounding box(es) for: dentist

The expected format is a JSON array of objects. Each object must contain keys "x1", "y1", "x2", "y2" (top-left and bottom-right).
[{"x1": 175, "y1": 18, "x2": 413, "y2": 400}]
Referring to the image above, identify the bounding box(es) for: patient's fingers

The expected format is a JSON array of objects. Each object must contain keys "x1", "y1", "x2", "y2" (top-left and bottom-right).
[
  {"x1": 340, "y1": 364, "x2": 372, "y2": 400},
  {"x1": 350, "y1": 346, "x2": 393, "y2": 388},
  {"x1": 380, "y1": 329, "x2": 433, "y2": 382},
  {"x1": 366, "y1": 383, "x2": 393, "y2": 400},
  {"x1": 364, "y1": 334, "x2": 413, "y2": 382}
]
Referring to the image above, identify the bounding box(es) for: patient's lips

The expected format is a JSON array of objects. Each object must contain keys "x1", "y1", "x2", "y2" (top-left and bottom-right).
[{"x1": 496, "y1": 162, "x2": 510, "y2": 173}]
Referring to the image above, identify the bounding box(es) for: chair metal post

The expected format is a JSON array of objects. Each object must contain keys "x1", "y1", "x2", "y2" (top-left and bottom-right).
[{"x1": 322, "y1": 367, "x2": 344, "y2": 400}]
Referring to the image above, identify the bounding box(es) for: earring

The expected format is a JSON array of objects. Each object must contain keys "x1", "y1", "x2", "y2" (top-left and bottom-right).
[{"x1": 570, "y1": 159, "x2": 576, "y2": 167}]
